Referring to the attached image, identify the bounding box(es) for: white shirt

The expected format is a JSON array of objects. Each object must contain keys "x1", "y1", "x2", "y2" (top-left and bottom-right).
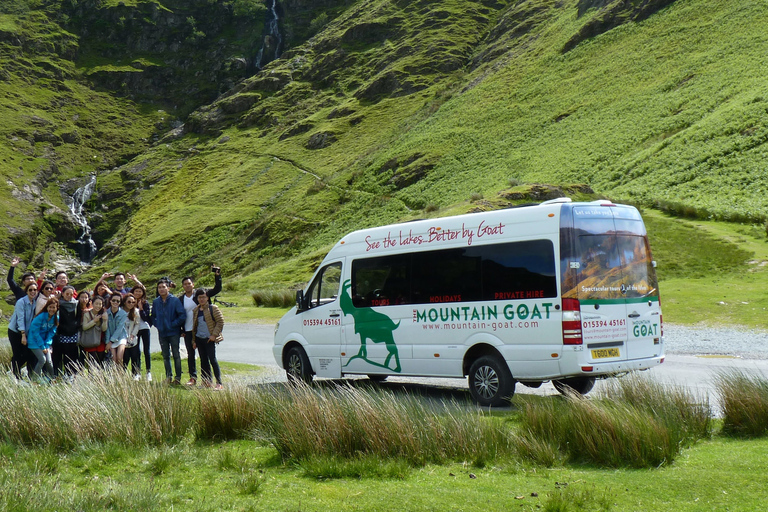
[{"x1": 183, "y1": 294, "x2": 196, "y2": 331}]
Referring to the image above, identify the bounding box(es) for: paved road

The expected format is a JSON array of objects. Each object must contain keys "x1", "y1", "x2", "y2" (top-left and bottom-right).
[{"x1": 215, "y1": 323, "x2": 768, "y2": 412}]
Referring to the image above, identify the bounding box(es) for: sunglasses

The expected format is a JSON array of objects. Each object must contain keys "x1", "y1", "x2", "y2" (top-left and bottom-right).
[
  {"x1": 43, "y1": 287, "x2": 53, "y2": 291},
  {"x1": 111, "y1": 299, "x2": 121, "y2": 303},
  {"x1": 28, "y1": 288, "x2": 38, "y2": 293}
]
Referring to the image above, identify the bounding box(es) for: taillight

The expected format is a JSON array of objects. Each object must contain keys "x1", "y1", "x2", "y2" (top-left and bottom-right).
[{"x1": 562, "y1": 298, "x2": 583, "y2": 345}]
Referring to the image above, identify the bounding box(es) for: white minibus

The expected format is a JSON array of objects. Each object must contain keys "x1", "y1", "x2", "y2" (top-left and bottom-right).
[{"x1": 273, "y1": 198, "x2": 664, "y2": 405}]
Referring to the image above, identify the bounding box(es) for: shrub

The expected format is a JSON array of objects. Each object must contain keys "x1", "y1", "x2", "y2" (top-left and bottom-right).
[{"x1": 717, "y1": 371, "x2": 768, "y2": 438}]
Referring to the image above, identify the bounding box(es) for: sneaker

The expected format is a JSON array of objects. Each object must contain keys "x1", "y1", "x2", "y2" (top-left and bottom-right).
[
  {"x1": 213, "y1": 383, "x2": 223, "y2": 390},
  {"x1": 146, "y1": 372, "x2": 152, "y2": 382},
  {"x1": 186, "y1": 378, "x2": 196, "y2": 386},
  {"x1": 172, "y1": 379, "x2": 181, "y2": 386},
  {"x1": 165, "y1": 377, "x2": 172, "y2": 385},
  {"x1": 201, "y1": 380, "x2": 212, "y2": 388},
  {"x1": 133, "y1": 374, "x2": 141, "y2": 381}
]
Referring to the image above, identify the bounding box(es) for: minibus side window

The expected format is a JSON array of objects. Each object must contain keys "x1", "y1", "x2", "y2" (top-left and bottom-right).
[
  {"x1": 307, "y1": 263, "x2": 342, "y2": 308},
  {"x1": 350, "y1": 240, "x2": 557, "y2": 306}
]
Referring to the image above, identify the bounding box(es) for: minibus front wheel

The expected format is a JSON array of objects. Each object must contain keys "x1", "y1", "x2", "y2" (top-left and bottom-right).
[
  {"x1": 468, "y1": 355, "x2": 515, "y2": 407},
  {"x1": 285, "y1": 345, "x2": 314, "y2": 384}
]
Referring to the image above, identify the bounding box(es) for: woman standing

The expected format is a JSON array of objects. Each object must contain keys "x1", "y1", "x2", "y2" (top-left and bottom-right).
[
  {"x1": 132, "y1": 284, "x2": 153, "y2": 381},
  {"x1": 35, "y1": 280, "x2": 55, "y2": 315},
  {"x1": 192, "y1": 289, "x2": 224, "y2": 389},
  {"x1": 93, "y1": 281, "x2": 112, "y2": 304},
  {"x1": 80, "y1": 295, "x2": 108, "y2": 368},
  {"x1": 7, "y1": 282, "x2": 38, "y2": 380},
  {"x1": 105, "y1": 292, "x2": 128, "y2": 367},
  {"x1": 28, "y1": 296, "x2": 59, "y2": 383},
  {"x1": 52, "y1": 286, "x2": 80, "y2": 380},
  {"x1": 122, "y1": 293, "x2": 142, "y2": 379}
]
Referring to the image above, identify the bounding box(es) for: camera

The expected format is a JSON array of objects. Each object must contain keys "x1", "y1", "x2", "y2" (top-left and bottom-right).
[{"x1": 211, "y1": 266, "x2": 221, "y2": 274}]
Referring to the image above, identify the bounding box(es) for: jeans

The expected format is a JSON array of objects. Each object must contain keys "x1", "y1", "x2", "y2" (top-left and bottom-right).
[
  {"x1": 30, "y1": 349, "x2": 53, "y2": 382},
  {"x1": 158, "y1": 335, "x2": 182, "y2": 381},
  {"x1": 125, "y1": 343, "x2": 141, "y2": 375},
  {"x1": 183, "y1": 331, "x2": 197, "y2": 379},
  {"x1": 7, "y1": 328, "x2": 33, "y2": 379},
  {"x1": 52, "y1": 339, "x2": 80, "y2": 377},
  {"x1": 196, "y1": 336, "x2": 221, "y2": 384},
  {"x1": 138, "y1": 329, "x2": 151, "y2": 372}
]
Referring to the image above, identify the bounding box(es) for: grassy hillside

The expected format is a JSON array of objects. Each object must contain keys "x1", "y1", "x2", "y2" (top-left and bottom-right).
[
  {"x1": 91, "y1": 0, "x2": 768, "y2": 286},
  {"x1": 3, "y1": 0, "x2": 768, "y2": 329}
]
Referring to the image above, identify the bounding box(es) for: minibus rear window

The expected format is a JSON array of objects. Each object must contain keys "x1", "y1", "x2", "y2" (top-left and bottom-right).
[{"x1": 562, "y1": 207, "x2": 659, "y2": 300}]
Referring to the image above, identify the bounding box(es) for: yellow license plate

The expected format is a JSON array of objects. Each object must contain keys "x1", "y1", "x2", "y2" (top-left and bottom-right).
[{"x1": 591, "y1": 348, "x2": 620, "y2": 359}]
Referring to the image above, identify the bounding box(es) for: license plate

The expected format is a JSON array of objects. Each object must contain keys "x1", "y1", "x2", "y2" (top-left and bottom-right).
[{"x1": 591, "y1": 348, "x2": 620, "y2": 359}]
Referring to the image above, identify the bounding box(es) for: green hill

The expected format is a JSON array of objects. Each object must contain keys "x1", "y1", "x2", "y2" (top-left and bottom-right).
[{"x1": 2, "y1": 0, "x2": 768, "y2": 322}]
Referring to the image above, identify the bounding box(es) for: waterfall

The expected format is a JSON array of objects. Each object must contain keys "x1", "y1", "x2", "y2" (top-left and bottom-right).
[
  {"x1": 255, "y1": 0, "x2": 282, "y2": 70},
  {"x1": 68, "y1": 174, "x2": 98, "y2": 263}
]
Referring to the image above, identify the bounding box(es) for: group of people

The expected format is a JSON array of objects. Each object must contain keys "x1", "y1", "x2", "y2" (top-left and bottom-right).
[{"x1": 5, "y1": 258, "x2": 226, "y2": 389}]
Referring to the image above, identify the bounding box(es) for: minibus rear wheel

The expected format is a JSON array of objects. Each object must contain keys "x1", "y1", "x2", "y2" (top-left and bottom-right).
[
  {"x1": 553, "y1": 377, "x2": 595, "y2": 396},
  {"x1": 286, "y1": 346, "x2": 313, "y2": 384},
  {"x1": 468, "y1": 356, "x2": 515, "y2": 407}
]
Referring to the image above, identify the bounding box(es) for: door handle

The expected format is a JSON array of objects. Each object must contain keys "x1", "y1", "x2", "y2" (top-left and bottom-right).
[
  {"x1": 628, "y1": 312, "x2": 640, "y2": 318},
  {"x1": 329, "y1": 313, "x2": 340, "y2": 318}
]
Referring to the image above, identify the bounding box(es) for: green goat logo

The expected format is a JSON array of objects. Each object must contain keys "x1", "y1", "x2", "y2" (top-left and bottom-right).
[{"x1": 340, "y1": 280, "x2": 401, "y2": 372}]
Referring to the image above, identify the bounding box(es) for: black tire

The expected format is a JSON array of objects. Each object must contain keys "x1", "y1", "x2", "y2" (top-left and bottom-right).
[
  {"x1": 367, "y1": 374, "x2": 388, "y2": 382},
  {"x1": 553, "y1": 377, "x2": 595, "y2": 396},
  {"x1": 285, "y1": 346, "x2": 313, "y2": 384},
  {"x1": 468, "y1": 355, "x2": 515, "y2": 407}
]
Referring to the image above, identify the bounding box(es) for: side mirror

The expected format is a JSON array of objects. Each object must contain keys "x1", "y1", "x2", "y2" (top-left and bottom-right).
[{"x1": 295, "y1": 289, "x2": 305, "y2": 311}]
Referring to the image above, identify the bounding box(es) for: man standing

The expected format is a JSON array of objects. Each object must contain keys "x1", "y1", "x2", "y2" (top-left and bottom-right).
[
  {"x1": 7, "y1": 257, "x2": 36, "y2": 300},
  {"x1": 150, "y1": 279, "x2": 186, "y2": 385},
  {"x1": 179, "y1": 266, "x2": 222, "y2": 386}
]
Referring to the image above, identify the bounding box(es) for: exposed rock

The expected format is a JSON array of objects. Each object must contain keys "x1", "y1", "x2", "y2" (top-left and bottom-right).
[
  {"x1": 218, "y1": 93, "x2": 262, "y2": 115},
  {"x1": 279, "y1": 121, "x2": 314, "y2": 141},
  {"x1": 354, "y1": 71, "x2": 427, "y2": 102},
  {"x1": 305, "y1": 131, "x2": 337, "y2": 150}
]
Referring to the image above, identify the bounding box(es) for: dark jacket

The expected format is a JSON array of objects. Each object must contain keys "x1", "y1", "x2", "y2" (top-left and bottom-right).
[
  {"x1": 150, "y1": 294, "x2": 186, "y2": 338},
  {"x1": 138, "y1": 300, "x2": 152, "y2": 327},
  {"x1": 57, "y1": 298, "x2": 79, "y2": 337},
  {"x1": 7, "y1": 266, "x2": 25, "y2": 300}
]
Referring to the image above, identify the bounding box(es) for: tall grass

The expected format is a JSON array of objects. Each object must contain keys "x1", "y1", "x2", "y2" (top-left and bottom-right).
[
  {"x1": 0, "y1": 342, "x2": 11, "y2": 368},
  {"x1": 716, "y1": 371, "x2": 768, "y2": 438},
  {"x1": 250, "y1": 289, "x2": 295, "y2": 307},
  {"x1": 254, "y1": 382, "x2": 515, "y2": 466},
  {"x1": 0, "y1": 370, "x2": 717, "y2": 471},
  {"x1": 0, "y1": 368, "x2": 197, "y2": 449},
  {"x1": 517, "y1": 376, "x2": 711, "y2": 468}
]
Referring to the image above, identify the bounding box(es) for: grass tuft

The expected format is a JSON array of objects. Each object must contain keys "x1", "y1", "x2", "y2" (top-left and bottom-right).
[
  {"x1": 717, "y1": 370, "x2": 768, "y2": 438},
  {"x1": 517, "y1": 376, "x2": 711, "y2": 468},
  {"x1": 250, "y1": 289, "x2": 296, "y2": 308}
]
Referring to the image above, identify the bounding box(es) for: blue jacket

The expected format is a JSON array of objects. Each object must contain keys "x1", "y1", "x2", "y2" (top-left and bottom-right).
[
  {"x1": 8, "y1": 295, "x2": 35, "y2": 334},
  {"x1": 105, "y1": 307, "x2": 128, "y2": 342},
  {"x1": 27, "y1": 312, "x2": 57, "y2": 350},
  {"x1": 150, "y1": 294, "x2": 186, "y2": 338}
]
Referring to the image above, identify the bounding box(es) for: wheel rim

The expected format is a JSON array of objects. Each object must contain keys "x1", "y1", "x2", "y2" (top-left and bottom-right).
[
  {"x1": 287, "y1": 353, "x2": 302, "y2": 376},
  {"x1": 473, "y1": 365, "x2": 499, "y2": 399}
]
